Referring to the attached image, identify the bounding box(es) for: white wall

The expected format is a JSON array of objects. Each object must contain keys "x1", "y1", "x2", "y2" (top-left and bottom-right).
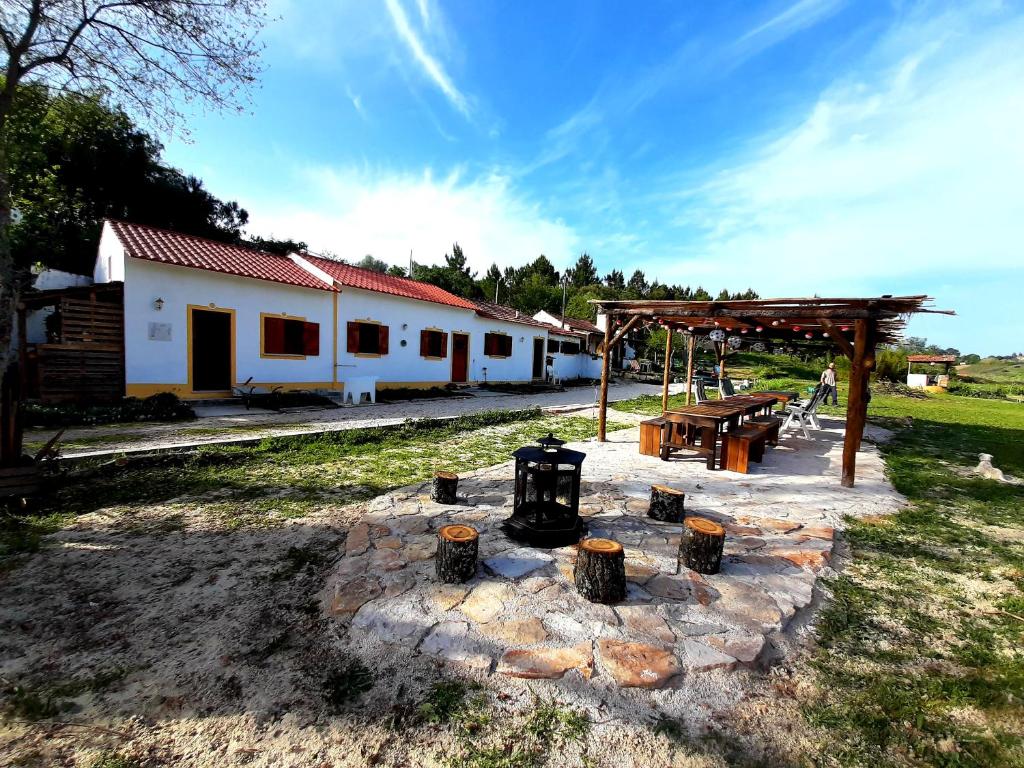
[
  {"x1": 117, "y1": 258, "x2": 335, "y2": 396},
  {"x1": 94, "y1": 222, "x2": 126, "y2": 283},
  {"x1": 335, "y1": 287, "x2": 544, "y2": 385}
]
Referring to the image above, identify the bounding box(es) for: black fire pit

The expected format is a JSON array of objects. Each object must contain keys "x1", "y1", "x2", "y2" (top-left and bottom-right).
[{"x1": 501, "y1": 433, "x2": 586, "y2": 548}]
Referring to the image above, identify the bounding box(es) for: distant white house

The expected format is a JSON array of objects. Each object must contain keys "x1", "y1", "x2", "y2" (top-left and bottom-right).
[{"x1": 89, "y1": 220, "x2": 566, "y2": 400}]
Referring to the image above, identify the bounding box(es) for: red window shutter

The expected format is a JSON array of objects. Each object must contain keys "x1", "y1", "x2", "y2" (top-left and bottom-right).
[
  {"x1": 484, "y1": 334, "x2": 494, "y2": 355},
  {"x1": 378, "y1": 325, "x2": 390, "y2": 355},
  {"x1": 502, "y1": 335, "x2": 513, "y2": 356},
  {"x1": 264, "y1": 317, "x2": 285, "y2": 354},
  {"x1": 440, "y1": 332, "x2": 448, "y2": 359},
  {"x1": 420, "y1": 329, "x2": 430, "y2": 356},
  {"x1": 346, "y1": 322, "x2": 359, "y2": 353},
  {"x1": 303, "y1": 322, "x2": 320, "y2": 356}
]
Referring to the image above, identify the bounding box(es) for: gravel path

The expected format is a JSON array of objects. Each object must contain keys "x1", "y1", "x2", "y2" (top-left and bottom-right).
[{"x1": 27, "y1": 381, "x2": 676, "y2": 459}]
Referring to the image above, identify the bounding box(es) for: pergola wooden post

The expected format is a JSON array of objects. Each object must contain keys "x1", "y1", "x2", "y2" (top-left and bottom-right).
[
  {"x1": 840, "y1": 319, "x2": 874, "y2": 487},
  {"x1": 684, "y1": 334, "x2": 696, "y2": 406},
  {"x1": 597, "y1": 320, "x2": 613, "y2": 442},
  {"x1": 598, "y1": 315, "x2": 640, "y2": 442},
  {"x1": 661, "y1": 329, "x2": 673, "y2": 412}
]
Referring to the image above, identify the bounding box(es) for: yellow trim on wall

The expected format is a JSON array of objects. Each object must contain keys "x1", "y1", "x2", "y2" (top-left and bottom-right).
[
  {"x1": 129, "y1": 381, "x2": 341, "y2": 400},
  {"x1": 187, "y1": 304, "x2": 236, "y2": 394},
  {"x1": 259, "y1": 311, "x2": 309, "y2": 359},
  {"x1": 420, "y1": 326, "x2": 447, "y2": 360}
]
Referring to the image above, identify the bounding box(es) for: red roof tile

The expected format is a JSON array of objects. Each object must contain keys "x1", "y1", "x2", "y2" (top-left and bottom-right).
[
  {"x1": 472, "y1": 300, "x2": 552, "y2": 329},
  {"x1": 107, "y1": 220, "x2": 337, "y2": 292},
  {"x1": 303, "y1": 254, "x2": 478, "y2": 310},
  {"x1": 545, "y1": 312, "x2": 601, "y2": 334}
]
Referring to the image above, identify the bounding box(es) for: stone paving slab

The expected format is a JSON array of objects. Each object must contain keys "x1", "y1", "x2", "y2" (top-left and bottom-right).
[{"x1": 323, "y1": 417, "x2": 905, "y2": 689}]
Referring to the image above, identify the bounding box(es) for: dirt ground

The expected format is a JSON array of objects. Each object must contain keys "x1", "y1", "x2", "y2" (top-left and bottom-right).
[{"x1": 0, "y1": 419, "x2": 900, "y2": 768}]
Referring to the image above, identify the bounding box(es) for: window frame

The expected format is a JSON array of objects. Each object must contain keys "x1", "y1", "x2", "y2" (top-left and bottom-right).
[
  {"x1": 419, "y1": 327, "x2": 448, "y2": 360},
  {"x1": 483, "y1": 331, "x2": 514, "y2": 358},
  {"x1": 260, "y1": 312, "x2": 320, "y2": 359},
  {"x1": 346, "y1": 319, "x2": 390, "y2": 358}
]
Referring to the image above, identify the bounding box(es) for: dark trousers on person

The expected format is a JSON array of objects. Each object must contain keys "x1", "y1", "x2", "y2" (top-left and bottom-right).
[{"x1": 822, "y1": 383, "x2": 839, "y2": 405}]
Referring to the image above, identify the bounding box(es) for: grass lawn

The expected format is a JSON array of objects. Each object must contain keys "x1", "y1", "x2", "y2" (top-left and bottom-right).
[
  {"x1": 1, "y1": 408, "x2": 620, "y2": 558},
  {"x1": 612, "y1": 385, "x2": 1024, "y2": 766},
  {"x1": 806, "y1": 393, "x2": 1024, "y2": 767}
]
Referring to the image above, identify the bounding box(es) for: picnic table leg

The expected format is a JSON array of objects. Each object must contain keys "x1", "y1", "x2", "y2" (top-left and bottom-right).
[{"x1": 701, "y1": 426, "x2": 717, "y2": 469}]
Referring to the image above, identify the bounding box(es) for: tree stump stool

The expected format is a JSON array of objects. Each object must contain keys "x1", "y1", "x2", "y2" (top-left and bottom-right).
[
  {"x1": 679, "y1": 517, "x2": 725, "y2": 575},
  {"x1": 431, "y1": 471, "x2": 459, "y2": 504},
  {"x1": 436, "y1": 524, "x2": 479, "y2": 583},
  {"x1": 647, "y1": 484, "x2": 685, "y2": 523},
  {"x1": 574, "y1": 538, "x2": 626, "y2": 604}
]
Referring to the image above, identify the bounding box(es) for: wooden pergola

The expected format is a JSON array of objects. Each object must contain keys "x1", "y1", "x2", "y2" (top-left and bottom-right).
[{"x1": 592, "y1": 296, "x2": 952, "y2": 487}]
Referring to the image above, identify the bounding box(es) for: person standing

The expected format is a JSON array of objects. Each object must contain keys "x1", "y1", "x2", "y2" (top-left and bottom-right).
[{"x1": 820, "y1": 362, "x2": 839, "y2": 405}]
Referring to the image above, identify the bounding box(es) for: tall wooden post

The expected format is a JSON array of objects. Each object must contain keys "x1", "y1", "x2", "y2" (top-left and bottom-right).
[
  {"x1": 597, "y1": 317, "x2": 613, "y2": 442},
  {"x1": 661, "y1": 328, "x2": 673, "y2": 412},
  {"x1": 841, "y1": 319, "x2": 871, "y2": 487},
  {"x1": 684, "y1": 334, "x2": 696, "y2": 406}
]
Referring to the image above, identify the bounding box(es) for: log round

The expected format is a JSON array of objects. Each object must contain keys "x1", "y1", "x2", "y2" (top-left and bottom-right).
[
  {"x1": 435, "y1": 524, "x2": 479, "y2": 583},
  {"x1": 431, "y1": 471, "x2": 459, "y2": 504},
  {"x1": 574, "y1": 538, "x2": 626, "y2": 604},
  {"x1": 679, "y1": 517, "x2": 725, "y2": 575},
  {"x1": 647, "y1": 484, "x2": 686, "y2": 523}
]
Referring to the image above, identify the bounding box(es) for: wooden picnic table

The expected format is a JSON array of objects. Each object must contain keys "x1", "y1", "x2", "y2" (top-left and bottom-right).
[
  {"x1": 715, "y1": 394, "x2": 779, "y2": 418},
  {"x1": 754, "y1": 390, "x2": 799, "y2": 406},
  {"x1": 661, "y1": 404, "x2": 746, "y2": 469}
]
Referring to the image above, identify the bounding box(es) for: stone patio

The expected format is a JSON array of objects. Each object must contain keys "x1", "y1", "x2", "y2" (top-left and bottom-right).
[{"x1": 322, "y1": 418, "x2": 903, "y2": 690}]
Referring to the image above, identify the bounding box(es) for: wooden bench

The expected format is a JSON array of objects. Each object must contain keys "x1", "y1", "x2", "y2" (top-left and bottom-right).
[
  {"x1": 719, "y1": 419, "x2": 780, "y2": 473},
  {"x1": 639, "y1": 417, "x2": 666, "y2": 457},
  {"x1": 746, "y1": 415, "x2": 782, "y2": 445}
]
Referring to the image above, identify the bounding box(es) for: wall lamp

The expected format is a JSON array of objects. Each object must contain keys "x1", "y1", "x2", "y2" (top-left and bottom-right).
[{"x1": 153, "y1": 297, "x2": 164, "y2": 311}]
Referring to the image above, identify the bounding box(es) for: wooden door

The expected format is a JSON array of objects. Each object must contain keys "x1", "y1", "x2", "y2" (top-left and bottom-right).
[
  {"x1": 451, "y1": 333, "x2": 469, "y2": 383},
  {"x1": 532, "y1": 338, "x2": 545, "y2": 379},
  {"x1": 191, "y1": 308, "x2": 232, "y2": 392}
]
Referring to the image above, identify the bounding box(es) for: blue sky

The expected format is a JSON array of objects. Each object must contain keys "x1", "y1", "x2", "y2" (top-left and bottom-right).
[{"x1": 163, "y1": 0, "x2": 1024, "y2": 356}]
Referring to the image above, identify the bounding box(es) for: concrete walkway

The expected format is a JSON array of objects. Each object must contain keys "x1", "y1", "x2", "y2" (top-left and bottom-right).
[{"x1": 29, "y1": 380, "x2": 681, "y2": 459}]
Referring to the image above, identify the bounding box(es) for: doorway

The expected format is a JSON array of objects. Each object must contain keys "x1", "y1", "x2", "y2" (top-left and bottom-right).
[
  {"x1": 532, "y1": 337, "x2": 545, "y2": 380},
  {"x1": 190, "y1": 307, "x2": 233, "y2": 392},
  {"x1": 451, "y1": 332, "x2": 469, "y2": 383}
]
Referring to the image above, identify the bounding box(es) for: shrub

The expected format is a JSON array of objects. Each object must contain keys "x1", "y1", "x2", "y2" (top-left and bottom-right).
[
  {"x1": 24, "y1": 393, "x2": 195, "y2": 428},
  {"x1": 874, "y1": 349, "x2": 908, "y2": 382}
]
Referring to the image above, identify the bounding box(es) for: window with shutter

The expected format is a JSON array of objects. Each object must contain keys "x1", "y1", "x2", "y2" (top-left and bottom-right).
[
  {"x1": 484, "y1": 332, "x2": 512, "y2": 357},
  {"x1": 420, "y1": 329, "x2": 447, "y2": 358},
  {"x1": 263, "y1": 315, "x2": 318, "y2": 357},
  {"x1": 347, "y1": 321, "x2": 388, "y2": 355},
  {"x1": 559, "y1": 341, "x2": 580, "y2": 355},
  {"x1": 547, "y1": 339, "x2": 559, "y2": 353}
]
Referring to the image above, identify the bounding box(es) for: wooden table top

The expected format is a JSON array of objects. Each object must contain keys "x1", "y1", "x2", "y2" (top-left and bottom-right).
[{"x1": 665, "y1": 404, "x2": 743, "y2": 420}]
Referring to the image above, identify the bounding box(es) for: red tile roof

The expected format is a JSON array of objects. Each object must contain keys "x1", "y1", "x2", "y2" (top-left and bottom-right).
[
  {"x1": 472, "y1": 300, "x2": 552, "y2": 329},
  {"x1": 907, "y1": 354, "x2": 957, "y2": 363},
  {"x1": 303, "y1": 254, "x2": 479, "y2": 310},
  {"x1": 107, "y1": 220, "x2": 337, "y2": 292},
  {"x1": 545, "y1": 312, "x2": 601, "y2": 334}
]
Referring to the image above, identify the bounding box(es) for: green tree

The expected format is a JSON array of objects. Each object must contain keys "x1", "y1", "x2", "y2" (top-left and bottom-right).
[
  {"x1": 566, "y1": 253, "x2": 599, "y2": 288},
  {"x1": 4, "y1": 84, "x2": 258, "y2": 276},
  {"x1": 604, "y1": 270, "x2": 625, "y2": 291},
  {"x1": 0, "y1": 0, "x2": 267, "y2": 389},
  {"x1": 413, "y1": 242, "x2": 482, "y2": 299},
  {"x1": 355, "y1": 255, "x2": 388, "y2": 273},
  {"x1": 626, "y1": 269, "x2": 648, "y2": 298},
  {"x1": 386, "y1": 264, "x2": 408, "y2": 278}
]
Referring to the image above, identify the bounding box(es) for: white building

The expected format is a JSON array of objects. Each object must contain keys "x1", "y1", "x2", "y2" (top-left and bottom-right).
[{"x1": 90, "y1": 220, "x2": 561, "y2": 399}]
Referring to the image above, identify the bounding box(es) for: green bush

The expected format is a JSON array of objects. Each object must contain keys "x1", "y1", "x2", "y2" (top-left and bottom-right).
[
  {"x1": 874, "y1": 348, "x2": 908, "y2": 382},
  {"x1": 24, "y1": 393, "x2": 195, "y2": 428}
]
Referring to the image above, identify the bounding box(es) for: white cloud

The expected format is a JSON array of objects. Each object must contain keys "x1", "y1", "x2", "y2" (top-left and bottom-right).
[
  {"x1": 384, "y1": 0, "x2": 471, "y2": 118},
  {"x1": 733, "y1": 0, "x2": 847, "y2": 58},
  {"x1": 245, "y1": 166, "x2": 580, "y2": 272},
  {"x1": 666, "y1": 5, "x2": 1024, "y2": 297}
]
